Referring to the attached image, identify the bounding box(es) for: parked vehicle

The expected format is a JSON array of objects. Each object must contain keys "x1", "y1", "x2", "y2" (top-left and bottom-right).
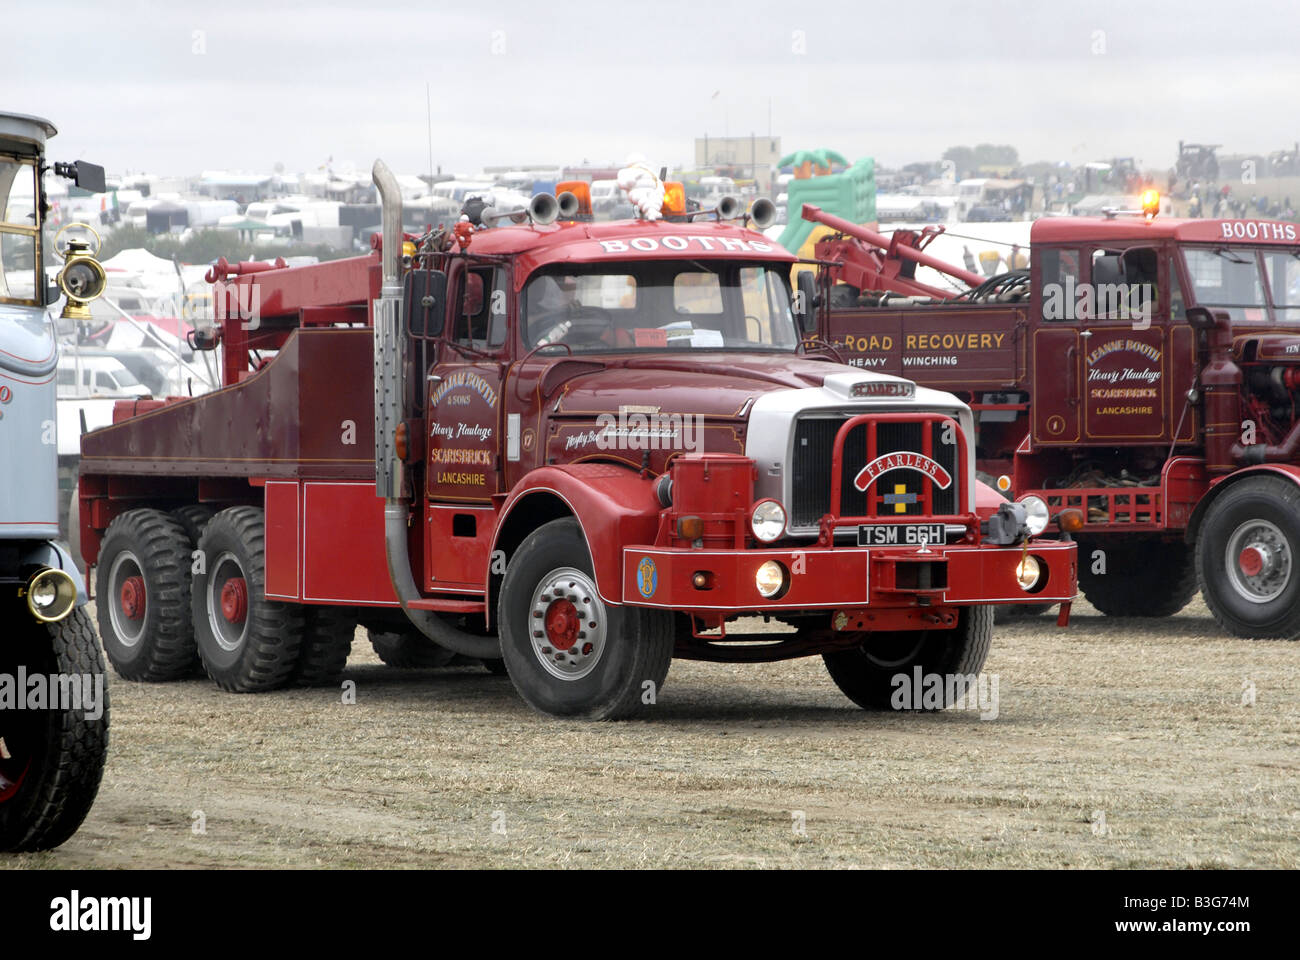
[{"x1": 803, "y1": 195, "x2": 1300, "y2": 636}]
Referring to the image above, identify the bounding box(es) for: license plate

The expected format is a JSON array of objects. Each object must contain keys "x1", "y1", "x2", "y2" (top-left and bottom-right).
[{"x1": 857, "y1": 523, "x2": 945, "y2": 547}]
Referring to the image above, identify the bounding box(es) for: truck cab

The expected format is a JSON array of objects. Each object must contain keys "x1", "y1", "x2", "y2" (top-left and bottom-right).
[{"x1": 810, "y1": 199, "x2": 1300, "y2": 637}]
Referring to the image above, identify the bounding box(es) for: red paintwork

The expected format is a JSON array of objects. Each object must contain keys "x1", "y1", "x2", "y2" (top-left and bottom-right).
[
  {"x1": 804, "y1": 204, "x2": 985, "y2": 290},
  {"x1": 205, "y1": 256, "x2": 287, "y2": 283},
  {"x1": 1238, "y1": 546, "x2": 1264, "y2": 577},
  {"x1": 263, "y1": 480, "x2": 403, "y2": 607},
  {"x1": 460, "y1": 218, "x2": 792, "y2": 289},
  {"x1": 119, "y1": 576, "x2": 145, "y2": 620},
  {"x1": 488, "y1": 464, "x2": 662, "y2": 604},
  {"x1": 220, "y1": 578, "x2": 247, "y2": 623},
  {"x1": 1030, "y1": 216, "x2": 1299, "y2": 246},
  {"x1": 622, "y1": 540, "x2": 1077, "y2": 610},
  {"x1": 545, "y1": 598, "x2": 580, "y2": 650}
]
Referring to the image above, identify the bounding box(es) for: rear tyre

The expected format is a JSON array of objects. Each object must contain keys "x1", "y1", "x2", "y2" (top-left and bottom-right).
[
  {"x1": 480, "y1": 658, "x2": 509, "y2": 676},
  {"x1": 368, "y1": 629, "x2": 457, "y2": 668},
  {"x1": 1076, "y1": 537, "x2": 1198, "y2": 617},
  {"x1": 498, "y1": 518, "x2": 672, "y2": 720},
  {"x1": 0, "y1": 608, "x2": 109, "y2": 851},
  {"x1": 1196, "y1": 477, "x2": 1300, "y2": 639},
  {"x1": 95, "y1": 508, "x2": 197, "y2": 681},
  {"x1": 192, "y1": 507, "x2": 305, "y2": 692},
  {"x1": 169, "y1": 504, "x2": 215, "y2": 546},
  {"x1": 293, "y1": 608, "x2": 354, "y2": 686},
  {"x1": 822, "y1": 606, "x2": 993, "y2": 711}
]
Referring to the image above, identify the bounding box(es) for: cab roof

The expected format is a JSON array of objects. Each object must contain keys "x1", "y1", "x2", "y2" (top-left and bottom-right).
[
  {"x1": 460, "y1": 216, "x2": 794, "y2": 285},
  {"x1": 1030, "y1": 216, "x2": 1300, "y2": 246},
  {"x1": 0, "y1": 112, "x2": 56, "y2": 154}
]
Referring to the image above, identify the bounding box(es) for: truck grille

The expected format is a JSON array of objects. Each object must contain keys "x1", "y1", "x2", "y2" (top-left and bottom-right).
[{"x1": 789, "y1": 417, "x2": 960, "y2": 528}]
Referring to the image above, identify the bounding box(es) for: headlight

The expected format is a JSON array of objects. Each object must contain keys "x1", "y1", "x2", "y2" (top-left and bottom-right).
[
  {"x1": 755, "y1": 560, "x2": 788, "y2": 599},
  {"x1": 1018, "y1": 495, "x2": 1049, "y2": 537},
  {"x1": 1015, "y1": 555, "x2": 1042, "y2": 591},
  {"x1": 750, "y1": 499, "x2": 787, "y2": 543},
  {"x1": 60, "y1": 259, "x2": 105, "y2": 300},
  {"x1": 25, "y1": 567, "x2": 78, "y2": 623}
]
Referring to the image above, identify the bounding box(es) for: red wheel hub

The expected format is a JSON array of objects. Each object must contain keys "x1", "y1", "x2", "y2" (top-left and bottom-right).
[
  {"x1": 119, "y1": 575, "x2": 146, "y2": 620},
  {"x1": 544, "y1": 598, "x2": 580, "y2": 651},
  {"x1": 220, "y1": 577, "x2": 248, "y2": 623},
  {"x1": 1238, "y1": 545, "x2": 1265, "y2": 578}
]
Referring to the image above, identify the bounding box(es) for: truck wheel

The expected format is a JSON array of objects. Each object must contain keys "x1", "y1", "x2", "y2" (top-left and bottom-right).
[
  {"x1": 368, "y1": 628, "x2": 457, "y2": 668},
  {"x1": 293, "y1": 608, "x2": 354, "y2": 686},
  {"x1": 498, "y1": 518, "x2": 672, "y2": 720},
  {"x1": 1196, "y1": 477, "x2": 1300, "y2": 639},
  {"x1": 0, "y1": 608, "x2": 109, "y2": 852},
  {"x1": 170, "y1": 504, "x2": 215, "y2": 545},
  {"x1": 96, "y1": 508, "x2": 198, "y2": 681},
  {"x1": 192, "y1": 506, "x2": 305, "y2": 692},
  {"x1": 1076, "y1": 538, "x2": 1198, "y2": 617},
  {"x1": 822, "y1": 606, "x2": 993, "y2": 711}
]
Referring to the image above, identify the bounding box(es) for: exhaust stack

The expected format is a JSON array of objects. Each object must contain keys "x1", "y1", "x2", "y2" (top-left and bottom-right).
[{"x1": 372, "y1": 159, "x2": 499, "y2": 659}]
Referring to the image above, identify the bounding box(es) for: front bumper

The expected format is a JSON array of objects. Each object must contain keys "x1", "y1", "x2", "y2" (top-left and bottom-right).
[{"x1": 621, "y1": 539, "x2": 1076, "y2": 613}]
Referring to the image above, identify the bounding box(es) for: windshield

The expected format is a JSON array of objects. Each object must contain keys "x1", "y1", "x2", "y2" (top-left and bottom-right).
[
  {"x1": 0, "y1": 156, "x2": 39, "y2": 304},
  {"x1": 521, "y1": 260, "x2": 798, "y2": 354},
  {"x1": 1182, "y1": 246, "x2": 1300, "y2": 322}
]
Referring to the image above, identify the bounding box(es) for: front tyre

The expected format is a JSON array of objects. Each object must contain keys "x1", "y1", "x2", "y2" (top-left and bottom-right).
[
  {"x1": 0, "y1": 608, "x2": 109, "y2": 851},
  {"x1": 1196, "y1": 477, "x2": 1300, "y2": 639},
  {"x1": 498, "y1": 519, "x2": 672, "y2": 719},
  {"x1": 192, "y1": 507, "x2": 306, "y2": 691},
  {"x1": 1076, "y1": 537, "x2": 1198, "y2": 617},
  {"x1": 822, "y1": 606, "x2": 993, "y2": 711}
]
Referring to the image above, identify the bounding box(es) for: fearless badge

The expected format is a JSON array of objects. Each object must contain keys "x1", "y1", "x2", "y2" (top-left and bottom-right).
[{"x1": 854, "y1": 452, "x2": 952, "y2": 493}]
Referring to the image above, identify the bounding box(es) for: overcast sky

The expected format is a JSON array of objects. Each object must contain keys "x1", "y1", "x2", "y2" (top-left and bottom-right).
[{"x1": 9, "y1": 0, "x2": 1300, "y2": 178}]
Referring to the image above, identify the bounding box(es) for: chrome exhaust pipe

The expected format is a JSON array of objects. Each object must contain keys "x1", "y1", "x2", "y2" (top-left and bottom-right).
[{"x1": 372, "y1": 159, "x2": 499, "y2": 659}]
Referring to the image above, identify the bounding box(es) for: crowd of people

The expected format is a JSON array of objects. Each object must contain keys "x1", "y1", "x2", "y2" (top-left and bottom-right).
[{"x1": 1180, "y1": 181, "x2": 1295, "y2": 220}]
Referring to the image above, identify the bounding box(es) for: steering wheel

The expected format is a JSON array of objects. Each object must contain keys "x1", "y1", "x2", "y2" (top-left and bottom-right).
[
  {"x1": 52, "y1": 222, "x2": 103, "y2": 261},
  {"x1": 557, "y1": 305, "x2": 615, "y2": 346}
]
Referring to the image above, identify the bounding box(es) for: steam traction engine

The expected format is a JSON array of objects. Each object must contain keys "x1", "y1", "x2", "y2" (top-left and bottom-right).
[
  {"x1": 805, "y1": 198, "x2": 1300, "y2": 638},
  {"x1": 78, "y1": 163, "x2": 1076, "y2": 719},
  {"x1": 1, "y1": 112, "x2": 108, "y2": 851}
]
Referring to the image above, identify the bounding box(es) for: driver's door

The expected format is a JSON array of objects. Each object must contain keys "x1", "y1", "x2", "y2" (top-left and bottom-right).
[{"x1": 425, "y1": 260, "x2": 509, "y2": 504}]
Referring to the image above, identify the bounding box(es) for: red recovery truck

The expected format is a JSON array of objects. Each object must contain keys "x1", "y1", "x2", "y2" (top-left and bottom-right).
[
  {"x1": 76, "y1": 162, "x2": 1076, "y2": 719},
  {"x1": 801, "y1": 197, "x2": 1300, "y2": 638}
]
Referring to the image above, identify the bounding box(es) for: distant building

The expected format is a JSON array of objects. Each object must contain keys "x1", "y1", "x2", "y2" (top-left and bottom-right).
[{"x1": 694, "y1": 136, "x2": 782, "y2": 192}]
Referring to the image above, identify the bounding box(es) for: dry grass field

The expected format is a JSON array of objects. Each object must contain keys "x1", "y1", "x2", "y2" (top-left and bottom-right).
[{"x1": 4, "y1": 597, "x2": 1297, "y2": 869}]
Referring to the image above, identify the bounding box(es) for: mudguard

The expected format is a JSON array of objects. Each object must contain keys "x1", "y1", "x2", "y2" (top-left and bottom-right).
[
  {"x1": 20, "y1": 540, "x2": 89, "y2": 606},
  {"x1": 489, "y1": 463, "x2": 662, "y2": 605},
  {"x1": 1186, "y1": 463, "x2": 1300, "y2": 542}
]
